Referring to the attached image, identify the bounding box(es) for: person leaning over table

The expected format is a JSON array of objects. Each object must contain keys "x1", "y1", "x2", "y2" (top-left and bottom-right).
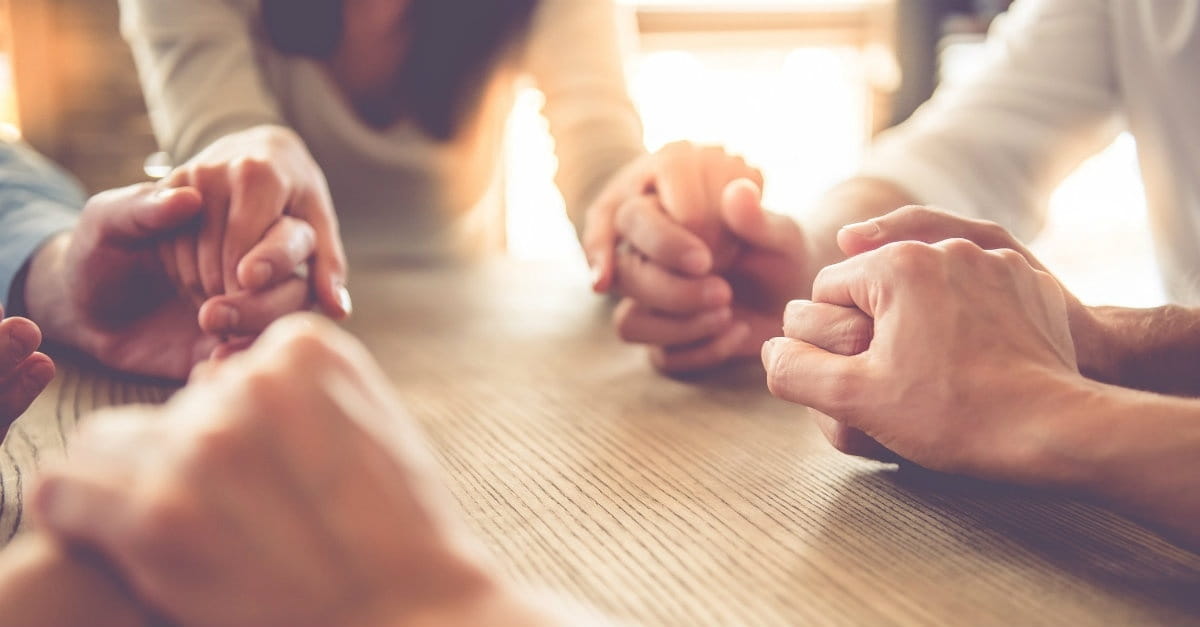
[
  {"x1": 588, "y1": 0, "x2": 1200, "y2": 381},
  {"x1": 0, "y1": 139, "x2": 320, "y2": 436},
  {"x1": 0, "y1": 314, "x2": 619, "y2": 627},
  {"x1": 119, "y1": 0, "x2": 762, "y2": 318}
]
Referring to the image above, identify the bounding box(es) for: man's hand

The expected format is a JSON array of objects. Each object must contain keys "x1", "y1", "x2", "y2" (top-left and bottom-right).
[
  {"x1": 23, "y1": 184, "x2": 312, "y2": 380},
  {"x1": 161, "y1": 124, "x2": 351, "y2": 321},
  {"x1": 763, "y1": 235, "x2": 1083, "y2": 484},
  {"x1": 583, "y1": 141, "x2": 764, "y2": 293},
  {"x1": 30, "y1": 314, "x2": 587, "y2": 627},
  {"x1": 831, "y1": 205, "x2": 1112, "y2": 381},
  {"x1": 0, "y1": 304, "x2": 54, "y2": 434},
  {"x1": 584, "y1": 143, "x2": 813, "y2": 373}
]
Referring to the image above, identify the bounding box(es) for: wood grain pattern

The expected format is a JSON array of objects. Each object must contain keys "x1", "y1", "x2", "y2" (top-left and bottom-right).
[{"x1": 4, "y1": 259, "x2": 1200, "y2": 626}]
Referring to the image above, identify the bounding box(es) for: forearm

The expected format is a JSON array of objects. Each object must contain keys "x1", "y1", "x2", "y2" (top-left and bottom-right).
[
  {"x1": 119, "y1": 0, "x2": 284, "y2": 161},
  {"x1": 1036, "y1": 377, "x2": 1200, "y2": 549},
  {"x1": 1077, "y1": 305, "x2": 1200, "y2": 396},
  {"x1": 0, "y1": 534, "x2": 149, "y2": 627},
  {"x1": 804, "y1": 177, "x2": 918, "y2": 268}
]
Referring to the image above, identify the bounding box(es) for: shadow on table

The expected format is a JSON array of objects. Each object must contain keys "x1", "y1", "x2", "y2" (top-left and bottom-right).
[{"x1": 810, "y1": 464, "x2": 1200, "y2": 620}]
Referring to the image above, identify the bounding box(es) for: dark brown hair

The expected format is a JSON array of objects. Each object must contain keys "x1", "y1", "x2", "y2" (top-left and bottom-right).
[{"x1": 261, "y1": 0, "x2": 539, "y2": 140}]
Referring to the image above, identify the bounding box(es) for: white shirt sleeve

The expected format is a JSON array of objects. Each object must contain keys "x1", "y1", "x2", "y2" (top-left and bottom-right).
[
  {"x1": 525, "y1": 0, "x2": 646, "y2": 230},
  {"x1": 857, "y1": 0, "x2": 1121, "y2": 241},
  {"x1": 119, "y1": 0, "x2": 284, "y2": 162}
]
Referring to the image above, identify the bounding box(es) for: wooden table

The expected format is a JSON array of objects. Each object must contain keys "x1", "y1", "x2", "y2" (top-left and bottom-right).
[{"x1": 3, "y1": 260, "x2": 1199, "y2": 626}]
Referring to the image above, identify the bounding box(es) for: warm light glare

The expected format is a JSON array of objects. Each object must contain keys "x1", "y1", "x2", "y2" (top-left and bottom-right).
[{"x1": 505, "y1": 43, "x2": 869, "y2": 263}]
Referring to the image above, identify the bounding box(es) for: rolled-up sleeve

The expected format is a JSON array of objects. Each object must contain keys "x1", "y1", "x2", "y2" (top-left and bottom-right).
[
  {"x1": 857, "y1": 0, "x2": 1120, "y2": 241},
  {"x1": 525, "y1": 0, "x2": 646, "y2": 232},
  {"x1": 119, "y1": 0, "x2": 283, "y2": 162},
  {"x1": 0, "y1": 142, "x2": 82, "y2": 309}
]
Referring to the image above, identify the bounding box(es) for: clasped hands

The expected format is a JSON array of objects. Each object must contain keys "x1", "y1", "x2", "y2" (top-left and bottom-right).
[
  {"x1": 21, "y1": 125, "x2": 349, "y2": 383},
  {"x1": 586, "y1": 148, "x2": 1101, "y2": 486}
]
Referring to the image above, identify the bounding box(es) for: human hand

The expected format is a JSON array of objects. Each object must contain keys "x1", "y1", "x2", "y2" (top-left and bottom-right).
[
  {"x1": 583, "y1": 141, "x2": 763, "y2": 292},
  {"x1": 29, "y1": 314, "x2": 522, "y2": 627},
  {"x1": 23, "y1": 184, "x2": 312, "y2": 380},
  {"x1": 160, "y1": 124, "x2": 350, "y2": 320},
  {"x1": 763, "y1": 237, "x2": 1081, "y2": 484},
  {"x1": 603, "y1": 177, "x2": 813, "y2": 373},
  {"x1": 0, "y1": 304, "x2": 54, "y2": 434},
  {"x1": 831, "y1": 205, "x2": 1111, "y2": 381}
]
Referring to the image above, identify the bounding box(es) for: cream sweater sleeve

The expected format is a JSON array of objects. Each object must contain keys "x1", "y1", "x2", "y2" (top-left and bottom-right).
[
  {"x1": 525, "y1": 0, "x2": 646, "y2": 232},
  {"x1": 857, "y1": 0, "x2": 1121, "y2": 241},
  {"x1": 119, "y1": 0, "x2": 284, "y2": 162}
]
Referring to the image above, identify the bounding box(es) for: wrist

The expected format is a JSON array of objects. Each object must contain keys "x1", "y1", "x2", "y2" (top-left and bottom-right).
[
  {"x1": 1011, "y1": 372, "x2": 1120, "y2": 492},
  {"x1": 1068, "y1": 305, "x2": 1124, "y2": 385},
  {"x1": 23, "y1": 233, "x2": 88, "y2": 350}
]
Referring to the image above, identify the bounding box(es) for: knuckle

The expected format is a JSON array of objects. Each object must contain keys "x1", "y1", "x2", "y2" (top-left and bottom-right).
[
  {"x1": 230, "y1": 157, "x2": 281, "y2": 188},
  {"x1": 185, "y1": 423, "x2": 246, "y2": 467},
  {"x1": 189, "y1": 163, "x2": 224, "y2": 187},
  {"x1": 935, "y1": 237, "x2": 983, "y2": 258},
  {"x1": 131, "y1": 487, "x2": 197, "y2": 544},
  {"x1": 882, "y1": 240, "x2": 937, "y2": 276},
  {"x1": 991, "y1": 247, "x2": 1028, "y2": 268}
]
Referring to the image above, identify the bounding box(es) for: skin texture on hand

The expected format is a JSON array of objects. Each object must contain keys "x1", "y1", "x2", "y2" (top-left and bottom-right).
[
  {"x1": 584, "y1": 143, "x2": 813, "y2": 373},
  {"x1": 23, "y1": 184, "x2": 312, "y2": 380},
  {"x1": 763, "y1": 233, "x2": 1083, "y2": 485},
  {"x1": 160, "y1": 124, "x2": 351, "y2": 323},
  {"x1": 831, "y1": 205, "x2": 1112, "y2": 382},
  {"x1": 0, "y1": 304, "x2": 54, "y2": 435},
  {"x1": 29, "y1": 314, "x2": 542, "y2": 627}
]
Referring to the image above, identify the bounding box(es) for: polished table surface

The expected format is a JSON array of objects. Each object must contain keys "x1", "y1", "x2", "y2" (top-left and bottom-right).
[{"x1": 3, "y1": 259, "x2": 1199, "y2": 626}]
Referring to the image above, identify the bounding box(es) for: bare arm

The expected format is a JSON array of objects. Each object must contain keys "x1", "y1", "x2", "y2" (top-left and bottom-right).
[
  {"x1": 1050, "y1": 378, "x2": 1200, "y2": 549},
  {"x1": 525, "y1": 0, "x2": 646, "y2": 232},
  {"x1": 1083, "y1": 306, "x2": 1200, "y2": 397}
]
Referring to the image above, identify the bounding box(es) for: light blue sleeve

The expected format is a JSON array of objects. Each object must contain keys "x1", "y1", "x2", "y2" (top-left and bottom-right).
[{"x1": 0, "y1": 140, "x2": 84, "y2": 311}]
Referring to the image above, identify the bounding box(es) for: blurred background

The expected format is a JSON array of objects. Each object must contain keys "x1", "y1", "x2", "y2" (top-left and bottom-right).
[{"x1": 0, "y1": 0, "x2": 1163, "y2": 306}]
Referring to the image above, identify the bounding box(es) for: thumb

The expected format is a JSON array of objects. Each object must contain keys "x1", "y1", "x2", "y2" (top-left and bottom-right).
[
  {"x1": 720, "y1": 178, "x2": 803, "y2": 254},
  {"x1": 92, "y1": 185, "x2": 204, "y2": 244},
  {"x1": 835, "y1": 205, "x2": 1040, "y2": 267},
  {"x1": 761, "y1": 336, "x2": 865, "y2": 421}
]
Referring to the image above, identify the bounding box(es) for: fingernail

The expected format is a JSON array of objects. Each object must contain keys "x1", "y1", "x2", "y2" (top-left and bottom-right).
[
  {"x1": 336, "y1": 284, "x2": 353, "y2": 318},
  {"x1": 250, "y1": 261, "x2": 273, "y2": 288},
  {"x1": 682, "y1": 249, "x2": 710, "y2": 275},
  {"x1": 218, "y1": 305, "x2": 239, "y2": 329},
  {"x1": 784, "y1": 299, "x2": 812, "y2": 318},
  {"x1": 841, "y1": 220, "x2": 881, "y2": 237},
  {"x1": 761, "y1": 338, "x2": 778, "y2": 367},
  {"x1": 703, "y1": 281, "x2": 731, "y2": 307}
]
